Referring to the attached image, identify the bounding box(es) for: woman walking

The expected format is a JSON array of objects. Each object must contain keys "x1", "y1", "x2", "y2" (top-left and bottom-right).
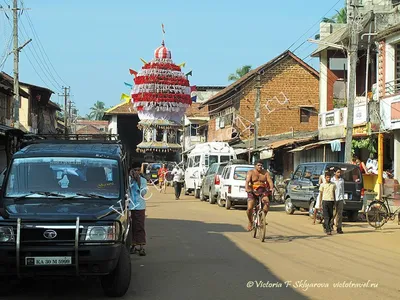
[{"x1": 129, "y1": 167, "x2": 148, "y2": 256}]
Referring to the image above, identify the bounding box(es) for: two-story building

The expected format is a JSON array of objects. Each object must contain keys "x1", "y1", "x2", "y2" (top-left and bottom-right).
[
  {"x1": 183, "y1": 86, "x2": 225, "y2": 152},
  {"x1": 199, "y1": 50, "x2": 320, "y2": 177},
  {"x1": 377, "y1": 23, "x2": 400, "y2": 181},
  {"x1": 296, "y1": 1, "x2": 400, "y2": 167},
  {"x1": 0, "y1": 72, "x2": 61, "y2": 168}
]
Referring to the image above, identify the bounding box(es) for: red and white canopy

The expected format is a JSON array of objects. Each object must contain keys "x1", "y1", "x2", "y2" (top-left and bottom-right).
[{"x1": 131, "y1": 41, "x2": 191, "y2": 123}]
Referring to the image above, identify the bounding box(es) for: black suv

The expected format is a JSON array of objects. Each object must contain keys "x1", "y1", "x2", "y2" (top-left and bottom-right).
[
  {"x1": 285, "y1": 162, "x2": 364, "y2": 222},
  {"x1": 0, "y1": 140, "x2": 132, "y2": 297}
]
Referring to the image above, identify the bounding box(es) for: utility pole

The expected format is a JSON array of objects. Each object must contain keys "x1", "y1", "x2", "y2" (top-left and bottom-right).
[
  {"x1": 344, "y1": 0, "x2": 361, "y2": 163},
  {"x1": 59, "y1": 86, "x2": 70, "y2": 135},
  {"x1": 3, "y1": 1, "x2": 32, "y2": 127},
  {"x1": 68, "y1": 100, "x2": 72, "y2": 133},
  {"x1": 254, "y1": 73, "x2": 261, "y2": 163}
]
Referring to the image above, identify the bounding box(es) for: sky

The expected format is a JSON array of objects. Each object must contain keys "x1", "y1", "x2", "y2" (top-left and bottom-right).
[{"x1": 0, "y1": 0, "x2": 345, "y2": 116}]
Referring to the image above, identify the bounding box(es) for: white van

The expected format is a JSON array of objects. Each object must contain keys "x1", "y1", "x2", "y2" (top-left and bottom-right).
[{"x1": 184, "y1": 142, "x2": 236, "y2": 198}]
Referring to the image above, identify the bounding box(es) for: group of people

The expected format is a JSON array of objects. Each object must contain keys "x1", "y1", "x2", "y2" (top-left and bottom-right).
[
  {"x1": 157, "y1": 163, "x2": 185, "y2": 200},
  {"x1": 314, "y1": 167, "x2": 345, "y2": 235},
  {"x1": 243, "y1": 160, "x2": 347, "y2": 236}
]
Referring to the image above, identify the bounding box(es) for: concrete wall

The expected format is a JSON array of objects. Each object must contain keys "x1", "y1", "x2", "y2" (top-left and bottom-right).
[
  {"x1": 108, "y1": 115, "x2": 118, "y2": 134},
  {"x1": 18, "y1": 93, "x2": 30, "y2": 132}
]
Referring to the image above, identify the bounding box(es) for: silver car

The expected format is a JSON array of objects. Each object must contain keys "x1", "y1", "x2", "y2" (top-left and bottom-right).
[{"x1": 199, "y1": 162, "x2": 227, "y2": 204}]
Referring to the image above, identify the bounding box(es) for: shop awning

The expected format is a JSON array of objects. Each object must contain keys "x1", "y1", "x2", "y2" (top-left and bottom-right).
[
  {"x1": 289, "y1": 139, "x2": 344, "y2": 152},
  {"x1": 259, "y1": 137, "x2": 317, "y2": 151},
  {"x1": 235, "y1": 148, "x2": 249, "y2": 155}
]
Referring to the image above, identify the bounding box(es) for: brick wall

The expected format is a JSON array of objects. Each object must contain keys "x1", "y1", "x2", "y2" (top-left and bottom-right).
[
  {"x1": 238, "y1": 56, "x2": 319, "y2": 137},
  {"x1": 207, "y1": 118, "x2": 217, "y2": 141}
]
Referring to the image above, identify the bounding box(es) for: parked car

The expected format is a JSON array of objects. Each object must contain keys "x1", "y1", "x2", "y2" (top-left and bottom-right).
[
  {"x1": 0, "y1": 140, "x2": 132, "y2": 297},
  {"x1": 285, "y1": 162, "x2": 364, "y2": 221},
  {"x1": 0, "y1": 168, "x2": 5, "y2": 193},
  {"x1": 219, "y1": 160, "x2": 254, "y2": 209},
  {"x1": 199, "y1": 162, "x2": 227, "y2": 204},
  {"x1": 146, "y1": 163, "x2": 162, "y2": 182},
  {"x1": 184, "y1": 142, "x2": 236, "y2": 198}
]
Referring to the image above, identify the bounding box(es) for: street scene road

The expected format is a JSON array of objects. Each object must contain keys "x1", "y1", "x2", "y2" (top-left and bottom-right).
[{"x1": 5, "y1": 186, "x2": 400, "y2": 300}]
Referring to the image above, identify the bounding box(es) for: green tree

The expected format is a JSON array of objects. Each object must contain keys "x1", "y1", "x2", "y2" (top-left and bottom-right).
[
  {"x1": 228, "y1": 65, "x2": 252, "y2": 81},
  {"x1": 322, "y1": 8, "x2": 347, "y2": 24},
  {"x1": 316, "y1": 8, "x2": 347, "y2": 40},
  {"x1": 89, "y1": 101, "x2": 106, "y2": 120}
]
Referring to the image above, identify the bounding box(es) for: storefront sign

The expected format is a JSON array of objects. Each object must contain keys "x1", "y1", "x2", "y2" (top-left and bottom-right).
[
  {"x1": 354, "y1": 104, "x2": 367, "y2": 125},
  {"x1": 325, "y1": 112, "x2": 335, "y2": 126},
  {"x1": 351, "y1": 123, "x2": 370, "y2": 136},
  {"x1": 260, "y1": 149, "x2": 273, "y2": 160}
]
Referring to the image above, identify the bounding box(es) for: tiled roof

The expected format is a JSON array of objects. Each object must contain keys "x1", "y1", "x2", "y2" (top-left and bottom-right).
[
  {"x1": 76, "y1": 120, "x2": 108, "y2": 126},
  {"x1": 199, "y1": 50, "x2": 319, "y2": 108},
  {"x1": 104, "y1": 102, "x2": 137, "y2": 115},
  {"x1": 76, "y1": 125, "x2": 106, "y2": 134},
  {"x1": 185, "y1": 103, "x2": 209, "y2": 118}
]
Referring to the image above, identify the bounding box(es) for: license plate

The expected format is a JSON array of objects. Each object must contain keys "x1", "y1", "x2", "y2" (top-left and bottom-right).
[
  {"x1": 152, "y1": 174, "x2": 157, "y2": 178},
  {"x1": 344, "y1": 193, "x2": 349, "y2": 200},
  {"x1": 25, "y1": 256, "x2": 72, "y2": 266}
]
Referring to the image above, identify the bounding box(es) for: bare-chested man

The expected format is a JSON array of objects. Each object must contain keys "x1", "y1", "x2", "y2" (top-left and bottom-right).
[{"x1": 245, "y1": 160, "x2": 274, "y2": 231}]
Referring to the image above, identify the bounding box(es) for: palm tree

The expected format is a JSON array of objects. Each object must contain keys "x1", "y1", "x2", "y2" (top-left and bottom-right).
[
  {"x1": 228, "y1": 65, "x2": 252, "y2": 81},
  {"x1": 322, "y1": 8, "x2": 347, "y2": 24},
  {"x1": 316, "y1": 8, "x2": 347, "y2": 40},
  {"x1": 89, "y1": 101, "x2": 106, "y2": 120}
]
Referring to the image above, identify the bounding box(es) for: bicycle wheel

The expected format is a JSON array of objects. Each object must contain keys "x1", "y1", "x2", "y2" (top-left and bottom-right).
[
  {"x1": 366, "y1": 201, "x2": 389, "y2": 229},
  {"x1": 259, "y1": 211, "x2": 267, "y2": 242}
]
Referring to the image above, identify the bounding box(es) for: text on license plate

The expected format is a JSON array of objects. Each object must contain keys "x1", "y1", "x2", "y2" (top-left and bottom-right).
[
  {"x1": 152, "y1": 174, "x2": 157, "y2": 178},
  {"x1": 25, "y1": 256, "x2": 72, "y2": 266},
  {"x1": 344, "y1": 193, "x2": 349, "y2": 199}
]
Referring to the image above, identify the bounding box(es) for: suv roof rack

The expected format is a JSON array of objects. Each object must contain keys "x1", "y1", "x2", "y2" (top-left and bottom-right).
[
  {"x1": 227, "y1": 159, "x2": 250, "y2": 165},
  {"x1": 22, "y1": 134, "x2": 121, "y2": 145}
]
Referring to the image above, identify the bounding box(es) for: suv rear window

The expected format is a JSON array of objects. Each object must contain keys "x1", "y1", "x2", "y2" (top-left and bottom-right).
[
  {"x1": 233, "y1": 167, "x2": 252, "y2": 180},
  {"x1": 151, "y1": 164, "x2": 161, "y2": 170},
  {"x1": 327, "y1": 165, "x2": 362, "y2": 182}
]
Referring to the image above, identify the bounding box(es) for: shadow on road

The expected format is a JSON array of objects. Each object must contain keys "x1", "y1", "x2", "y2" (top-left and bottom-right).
[{"x1": 4, "y1": 218, "x2": 309, "y2": 300}]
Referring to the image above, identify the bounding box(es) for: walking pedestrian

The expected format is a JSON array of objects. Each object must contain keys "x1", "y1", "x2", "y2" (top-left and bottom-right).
[
  {"x1": 319, "y1": 171, "x2": 336, "y2": 235},
  {"x1": 171, "y1": 165, "x2": 184, "y2": 200},
  {"x1": 313, "y1": 170, "x2": 326, "y2": 225},
  {"x1": 158, "y1": 164, "x2": 168, "y2": 193},
  {"x1": 129, "y1": 167, "x2": 148, "y2": 256},
  {"x1": 331, "y1": 168, "x2": 345, "y2": 234}
]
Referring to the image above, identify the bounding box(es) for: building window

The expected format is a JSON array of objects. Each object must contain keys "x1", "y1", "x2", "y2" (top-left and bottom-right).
[
  {"x1": 191, "y1": 124, "x2": 199, "y2": 136},
  {"x1": 300, "y1": 107, "x2": 311, "y2": 123}
]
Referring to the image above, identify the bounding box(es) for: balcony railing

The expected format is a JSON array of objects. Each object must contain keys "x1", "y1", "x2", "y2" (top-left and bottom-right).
[
  {"x1": 385, "y1": 78, "x2": 400, "y2": 96},
  {"x1": 319, "y1": 97, "x2": 368, "y2": 129}
]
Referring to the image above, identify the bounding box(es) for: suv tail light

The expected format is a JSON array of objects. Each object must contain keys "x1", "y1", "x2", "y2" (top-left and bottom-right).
[
  {"x1": 361, "y1": 188, "x2": 365, "y2": 198},
  {"x1": 215, "y1": 175, "x2": 220, "y2": 185},
  {"x1": 228, "y1": 185, "x2": 232, "y2": 193}
]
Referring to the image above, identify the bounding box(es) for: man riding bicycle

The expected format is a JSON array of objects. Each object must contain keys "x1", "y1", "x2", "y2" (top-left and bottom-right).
[{"x1": 245, "y1": 160, "x2": 274, "y2": 231}]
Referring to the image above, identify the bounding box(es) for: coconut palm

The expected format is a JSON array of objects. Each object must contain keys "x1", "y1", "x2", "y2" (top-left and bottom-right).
[
  {"x1": 228, "y1": 65, "x2": 252, "y2": 81},
  {"x1": 322, "y1": 8, "x2": 347, "y2": 24},
  {"x1": 316, "y1": 8, "x2": 347, "y2": 40},
  {"x1": 89, "y1": 101, "x2": 106, "y2": 120}
]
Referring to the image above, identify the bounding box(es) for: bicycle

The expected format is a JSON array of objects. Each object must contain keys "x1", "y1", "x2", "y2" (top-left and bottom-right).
[
  {"x1": 366, "y1": 194, "x2": 400, "y2": 229},
  {"x1": 250, "y1": 190, "x2": 269, "y2": 242}
]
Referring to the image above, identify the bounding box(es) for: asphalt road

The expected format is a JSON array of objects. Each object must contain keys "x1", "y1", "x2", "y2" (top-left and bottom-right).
[{"x1": 4, "y1": 186, "x2": 400, "y2": 300}]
